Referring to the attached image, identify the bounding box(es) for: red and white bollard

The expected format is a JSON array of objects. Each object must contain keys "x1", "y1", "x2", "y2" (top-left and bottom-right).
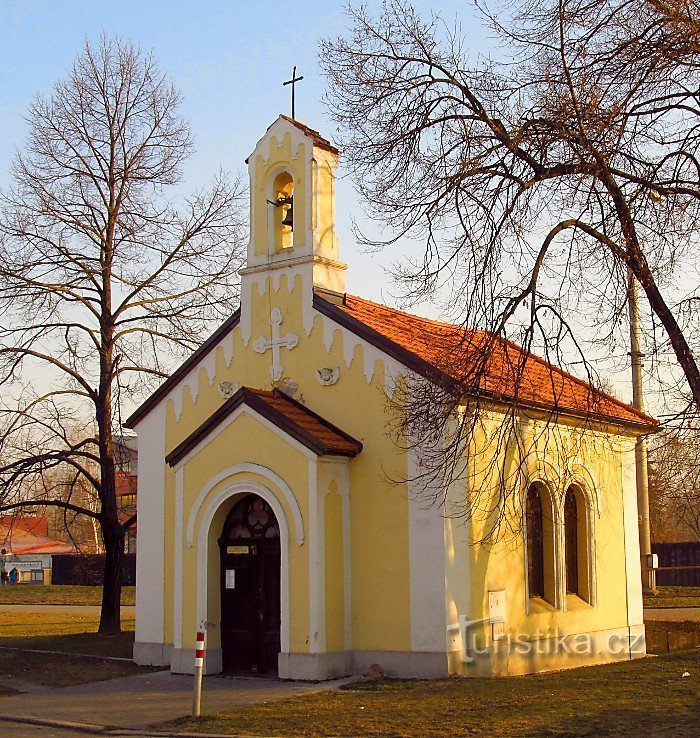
[{"x1": 192, "y1": 629, "x2": 206, "y2": 718}]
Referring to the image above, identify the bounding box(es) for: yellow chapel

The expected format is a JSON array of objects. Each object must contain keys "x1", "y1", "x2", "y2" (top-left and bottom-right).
[{"x1": 127, "y1": 116, "x2": 654, "y2": 680}]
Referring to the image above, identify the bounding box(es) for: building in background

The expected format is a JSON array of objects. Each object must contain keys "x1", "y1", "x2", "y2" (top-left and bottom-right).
[
  {"x1": 0, "y1": 516, "x2": 77, "y2": 584},
  {"x1": 115, "y1": 434, "x2": 138, "y2": 554}
]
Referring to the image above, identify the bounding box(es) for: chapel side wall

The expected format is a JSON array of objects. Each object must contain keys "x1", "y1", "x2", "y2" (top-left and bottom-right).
[{"x1": 446, "y1": 410, "x2": 645, "y2": 676}]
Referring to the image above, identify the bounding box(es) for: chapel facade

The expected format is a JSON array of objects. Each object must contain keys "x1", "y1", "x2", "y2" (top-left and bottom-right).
[{"x1": 128, "y1": 116, "x2": 654, "y2": 680}]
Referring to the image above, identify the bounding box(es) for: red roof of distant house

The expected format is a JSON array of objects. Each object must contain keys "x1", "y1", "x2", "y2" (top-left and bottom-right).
[
  {"x1": 115, "y1": 471, "x2": 137, "y2": 497},
  {"x1": 314, "y1": 291, "x2": 657, "y2": 427},
  {"x1": 0, "y1": 519, "x2": 76, "y2": 555},
  {"x1": 0, "y1": 516, "x2": 48, "y2": 537}
]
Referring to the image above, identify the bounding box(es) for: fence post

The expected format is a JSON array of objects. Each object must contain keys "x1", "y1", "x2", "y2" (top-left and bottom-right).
[{"x1": 192, "y1": 627, "x2": 206, "y2": 718}]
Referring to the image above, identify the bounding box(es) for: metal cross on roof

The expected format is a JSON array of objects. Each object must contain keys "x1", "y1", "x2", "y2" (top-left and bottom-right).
[{"x1": 283, "y1": 66, "x2": 304, "y2": 120}]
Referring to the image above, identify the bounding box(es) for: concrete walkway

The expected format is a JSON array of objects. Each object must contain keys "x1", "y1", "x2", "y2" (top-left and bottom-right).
[
  {"x1": 0, "y1": 669, "x2": 346, "y2": 730},
  {"x1": 0, "y1": 603, "x2": 135, "y2": 617},
  {"x1": 644, "y1": 606, "x2": 700, "y2": 622}
]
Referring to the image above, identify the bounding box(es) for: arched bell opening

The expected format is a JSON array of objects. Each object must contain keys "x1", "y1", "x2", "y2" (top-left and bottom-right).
[
  {"x1": 271, "y1": 171, "x2": 294, "y2": 252},
  {"x1": 218, "y1": 493, "x2": 281, "y2": 675}
]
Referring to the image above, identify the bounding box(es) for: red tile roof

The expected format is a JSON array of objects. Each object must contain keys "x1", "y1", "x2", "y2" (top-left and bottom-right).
[
  {"x1": 247, "y1": 388, "x2": 362, "y2": 456},
  {"x1": 166, "y1": 386, "x2": 362, "y2": 467},
  {"x1": 316, "y1": 292, "x2": 656, "y2": 427},
  {"x1": 0, "y1": 521, "x2": 77, "y2": 555},
  {"x1": 115, "y1": 471, "x2": 137, "y2": 497}
]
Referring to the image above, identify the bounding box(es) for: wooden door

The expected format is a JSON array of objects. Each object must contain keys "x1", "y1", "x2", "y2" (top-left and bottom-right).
[{"x1": 219, "y1": 495, "x2": 281, "y2": 675}]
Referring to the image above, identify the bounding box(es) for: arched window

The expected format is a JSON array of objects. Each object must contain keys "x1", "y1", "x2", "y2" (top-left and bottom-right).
[
  {"x1": 525, "y1": 482, "x2": 556, "y2": 605},
  {"x1": 271, "y1": 171, "x2": 294, "y2": 252},
  {"x1": 526, "y1": 486, "x2": 544, "y2": 598},
  {"x1": 564, "y1": 485, "x2": 592, "y2": 602},
  {"x1": 564, "y1": 488, "x2": 579, "y2": 595}
]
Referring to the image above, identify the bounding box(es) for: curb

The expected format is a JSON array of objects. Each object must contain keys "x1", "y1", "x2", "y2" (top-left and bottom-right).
[
  {"x1": 0, "y1": 714, "x2": 283, "y2": 737},
  {"x1": 0, "y1": 713, "x2": 106, "y2": 734}
]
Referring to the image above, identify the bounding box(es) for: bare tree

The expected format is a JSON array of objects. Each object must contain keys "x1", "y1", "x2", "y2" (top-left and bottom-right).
[
  {"x1": 320, "y1": 0, "x2": 700, "y2": 520},
  {"x1": 649, "y1": 430, "x2": 700, "y2": 541},
  {"x1": 0, "y1": 36, "x2": 246, "y2": 633},
  {"x1": 321, "y1": 0, "x2": 700, "y2": 401}
]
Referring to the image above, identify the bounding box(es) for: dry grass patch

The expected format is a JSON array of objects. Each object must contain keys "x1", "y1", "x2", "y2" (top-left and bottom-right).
[
  {"x1": 166, "y1": 651, "x2": 699, "y2": 737},
  {"x1": 0, "y1": 611, "x2": 158, "y2": 688},
  {"x1": 644, "y1": 586, "x2": 700, "y2": 609},
  {"x1": 0, "y1": 585, "x2": 135, "y2": 606},
  {"x1": 0, "y1": 649, "x2": 156, "y2": 688},
  {"x1": 0, "y1": 611, "x2": 135, "y2": 658}
]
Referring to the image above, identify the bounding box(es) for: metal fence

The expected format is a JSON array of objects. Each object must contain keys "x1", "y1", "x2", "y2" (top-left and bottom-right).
[
  {"x1": 51, "y1": 553, "x2": 136, "y2": 586},
  {"x1": 652, "y1": 542, "x2": 700, "y2": 586}
]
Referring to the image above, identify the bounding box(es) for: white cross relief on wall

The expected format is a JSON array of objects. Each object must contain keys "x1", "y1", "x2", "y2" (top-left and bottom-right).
[{"x1": 253, "y1": 307, "x2": 299, "y2": 381}]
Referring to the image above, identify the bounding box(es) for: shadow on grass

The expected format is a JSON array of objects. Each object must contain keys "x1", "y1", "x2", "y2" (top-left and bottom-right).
[
  {"x1": 0, "y1": 649, "x2": 158, "y2": 689},
  {"x1": 0, "y1": 629, "x2": 135, "y2": 658}
]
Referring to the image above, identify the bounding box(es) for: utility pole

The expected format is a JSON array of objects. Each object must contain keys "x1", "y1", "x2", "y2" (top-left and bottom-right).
[{"x1": 628, "y1": 267, "x2": 657, "y2": 595}]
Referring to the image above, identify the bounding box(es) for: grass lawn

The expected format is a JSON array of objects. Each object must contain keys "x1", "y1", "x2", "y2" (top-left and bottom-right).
[
  {"x1": 0, "y1": 611, "x2": 157, "y2": 688},
  {"x1": 0, "y1": 611, "x2": 135, "y2": 657},
  {"x1": 0, "y1": 584, "x2": 135, "y2": 606},
  {"x1": 167, "y1": 651, "x2": 700, "y2": 737},
  {"x1": 0, "y1": 649, "x2": 155, "y2": 688},
  {"x1": 644, "y1": 585, "x2": 700, "y2": 609}
]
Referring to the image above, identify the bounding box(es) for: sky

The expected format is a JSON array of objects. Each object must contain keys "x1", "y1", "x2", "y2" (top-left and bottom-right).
[
  {"x1": 0, "y1": 0, "x2": 479, "y2": 306},
  {"x1": 0, "y1": 1, "x2": 650, "y2": 410}
]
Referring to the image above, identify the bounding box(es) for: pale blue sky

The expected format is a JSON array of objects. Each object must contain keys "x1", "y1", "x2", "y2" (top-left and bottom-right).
[
  {"x1": 0, "y1": 0, "x2": 480, "y2": 308},
  {"x1": 0, "y1": 1, "x2": 650, "y2": 408}
]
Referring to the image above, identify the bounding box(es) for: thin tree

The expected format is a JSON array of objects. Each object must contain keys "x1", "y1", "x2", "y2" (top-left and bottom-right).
[
  {"x1": 649, "y1": 430, "x2": 700, "y2": 542},
  {"x1": 0, "y1": 36, "x2": 246, "y2": 633},
  {"x1": 320, "y1": 0, "x2": 700, "y2": 523}
]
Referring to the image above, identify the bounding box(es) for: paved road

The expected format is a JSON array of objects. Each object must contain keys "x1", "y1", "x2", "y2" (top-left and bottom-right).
[
  {"x1": 0, "y1": 670, "x2": 346, "y2": 730},
  {"x1": 644, "y1": 607, "x2": 700, "y2": 622},
  {"x1": 0, "y1": 603, "x2": 135, "y2": 617}
]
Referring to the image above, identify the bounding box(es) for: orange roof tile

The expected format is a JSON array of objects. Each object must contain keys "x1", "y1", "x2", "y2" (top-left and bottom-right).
[
  {"x1": 316, "y1": 291, "x2": 656, "y2": 427},
  {"x1": 166, "y1": 386, "x2": 362, "y2": 467}
]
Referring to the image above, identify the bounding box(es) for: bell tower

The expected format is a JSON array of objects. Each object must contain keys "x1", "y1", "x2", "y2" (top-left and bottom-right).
[{"x1": 240, "y1": 116, "x2": 347, "y2": 296}]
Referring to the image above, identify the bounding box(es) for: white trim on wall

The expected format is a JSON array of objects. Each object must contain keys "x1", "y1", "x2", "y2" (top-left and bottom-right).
[
  {"x1": 173, "y1": 467, "x2": 184, "y2": 650},
  {"x1": 133, "y1": 404, "x2": 167, "y2": 645},
  {"x1": 407, "y1": 440, "x2": 447, "y2": 652},
  {"x1": 193, "y1": 479, "x2": 293, "y2": 653},
  {"x1": 621, "y1": 443, "x2": 644, "y2": 626},
  {"x1": 186, "y1": 462, "x2": 304, "y2": 548}
]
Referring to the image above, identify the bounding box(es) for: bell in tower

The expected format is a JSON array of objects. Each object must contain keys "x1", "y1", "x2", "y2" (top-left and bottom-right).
[
  {"x1": 280, "y1": 198, "x2": 293, "y2": 230},
  {"x1": 241, "y1": 115, "x2": 348, "y2": 296}
]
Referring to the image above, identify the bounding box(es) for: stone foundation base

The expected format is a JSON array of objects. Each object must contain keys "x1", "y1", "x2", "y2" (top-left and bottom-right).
[
  {"x1": 171, "y1": 646, "x2": 223, "y2": 675},
  {"x1": 279, "y1": 651, "x2": 352, "y2": 680},
  {"x1": 134, "y1": 624, "x2": 645, "y2": 680},
  {"x1": 448, "y1": 623, "x2": 646, "y2": 677},
  {"x1": 133, "y1": 641, "x2": 172, "y2": 667}
]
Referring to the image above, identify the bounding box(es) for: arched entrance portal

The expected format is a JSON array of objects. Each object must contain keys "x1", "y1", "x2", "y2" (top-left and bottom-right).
[{"x1": 219, "y1": 494, "x2": 281, "y2": 674}]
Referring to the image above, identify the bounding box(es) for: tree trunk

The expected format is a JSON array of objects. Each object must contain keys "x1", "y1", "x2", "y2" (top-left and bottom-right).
[{"x1": 99, "y1": 519, "x2": 125, "y2": 634}]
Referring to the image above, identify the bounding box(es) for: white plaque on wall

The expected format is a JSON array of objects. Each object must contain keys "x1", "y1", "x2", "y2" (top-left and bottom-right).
[{"x1": 225, "y1": 569, "x2": 236, "y2": 590}]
